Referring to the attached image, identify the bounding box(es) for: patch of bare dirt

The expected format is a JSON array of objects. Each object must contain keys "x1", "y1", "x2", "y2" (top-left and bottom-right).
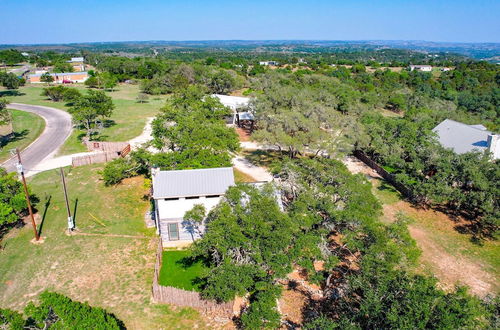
[
  {"x1": 235, "y1": 127, "x2": 251, "y2": 142},
  {"x1": 279, "y1": 287, "x2": 307, "y2": 327},
  {"x1": 342, "y1": 156, "x2": 499, "y2": 297},
  {"x1": 409, "y1": 226, "x2": 496, "y2": 297}
]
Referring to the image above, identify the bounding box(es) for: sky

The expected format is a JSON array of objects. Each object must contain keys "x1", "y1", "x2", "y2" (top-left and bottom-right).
[{"x1": 1, "y1": 0, "x2": 499, "y2": 44}]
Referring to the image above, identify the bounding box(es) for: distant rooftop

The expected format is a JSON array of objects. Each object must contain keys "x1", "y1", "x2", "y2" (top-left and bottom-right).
[
  {"x1": 29, "y1": 71, "x2": 88, "y2": 77},
  {"x1": 432, "y1": 119, "x2": 492, "y2": 154},
  {"x1": 152, "y1": 167, "x2": 235, "y2": 199},
  {"x1": 69, "y1": 57, "x2": 84, "y2": 62},
  {"x1": 212, "y1": 94, "x2": 250, "y2": 111},
  {"x1": 410, "y1": 64, "x2": 432, "y2": 68}
]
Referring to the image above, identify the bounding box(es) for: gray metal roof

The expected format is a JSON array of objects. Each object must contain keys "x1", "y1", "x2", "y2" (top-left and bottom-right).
[
  {"x1": 152, "y1": 167, "x2": 235, "y2": 199},
  {"x1": 432, "y1": 119, "x2": 491, "y2": 154}
]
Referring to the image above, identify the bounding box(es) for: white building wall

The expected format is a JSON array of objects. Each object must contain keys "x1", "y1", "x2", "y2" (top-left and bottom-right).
[{"x1": 155, "y1": 196, "x2": 223, "y2": 243}]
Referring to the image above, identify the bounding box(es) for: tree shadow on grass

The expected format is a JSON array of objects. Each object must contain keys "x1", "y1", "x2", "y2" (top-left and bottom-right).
[
  {"x1": 243, "y1": 149, "x2": 285, "y2": 167},
  {"x1": 176, "y1": 255, "x2": 208, "y2": 290},
  {"x1": 0, "y1": 90, "x2": 25, "y2": 97},
  {"x1": 0, "y1": 130, "x2": 29, "y2": 148},
  {"x1": 102, "y1": 119, "x2": 116, "y2": 128}
]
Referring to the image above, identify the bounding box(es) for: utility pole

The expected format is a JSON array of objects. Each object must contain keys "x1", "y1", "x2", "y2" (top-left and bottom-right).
[
  {"x1": 15, "y1": 148, "x2": 39, "y2": 241},
  {"x1": 59, "y1": 167, "x2": 74, "y2": 231}
]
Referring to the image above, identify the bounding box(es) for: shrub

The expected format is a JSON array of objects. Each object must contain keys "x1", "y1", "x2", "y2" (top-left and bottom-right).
[
  {"x1": 101, "y1": 158, "x2": 136, "y2": 186},
  {"x1": 0, "y1": 169, "x2": 33, "y2": 227},
  {"x1": 1, "y1": 291, "x2": 123, "y2": 329}
]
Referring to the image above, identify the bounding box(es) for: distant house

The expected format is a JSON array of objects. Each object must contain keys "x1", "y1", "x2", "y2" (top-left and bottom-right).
[
  {"x1": 259, "y1": 61, "x2": 279, "y2": 66},
  {"x1": 67, "y1": 57, "x2": 85, "y2": 71},
  {"x1": 212, "y1": 94, "x2": 254, "y2": 127},
  {"x1": 409, "y1": 65, "x2": 432, "y2": 72},
  {"x1": 152, "y1": 167, "x2": 235, "y2": 245},
  {"x1": 441, "y1": 67, "x2": 452, "y2": 72},
  {"x1": 28, "y1": 71, "x2": 89, "y2": 84},
  {"x1": 433, "y1": 119, "x2": 499, "y2": 160}
]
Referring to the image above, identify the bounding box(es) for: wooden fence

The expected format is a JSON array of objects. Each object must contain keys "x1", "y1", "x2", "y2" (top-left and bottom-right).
[
  {"x1": 353, "y1": 150, "x2": 414, "y2": 199},
  {"x1": 72, "y1": 143, "x2": 131, "y2": 167},
  {"x1": 151, "y1": 239, "x2": 234, "y2": 316},
  {"x1": 71, "y1": 151, "x2": 122, "y2": 167},
  {"x1": 83, "y1": 141, "x2": 129, "y2": 153}
]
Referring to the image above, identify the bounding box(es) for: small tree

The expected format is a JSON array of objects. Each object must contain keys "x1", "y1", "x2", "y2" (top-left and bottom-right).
[
  {"x1": 386, "y1": 94, "x2": 407, "y2": 112},
  {"x1": 136, "y1": 93, "x2": 149, "y2": 103},
  {"x1": 40, "y1": 72, "x2": 54, "y2": 85},
  {"x1": 183, "y1": 204, "x2": 206, "y2": 240},
  {"x1": 53, "y1": 61, "x2": 73, "y2": 73},
  {"x1": 0, "y1": 98, "x2": 10, "y2": 126},
  {"x1": 84, "y1": 75, "x2": 99, "y2": 88},
  {"x1": 0, "y1": 73, "x2": 20, "y2": 89},
  {"x1": 42, "y1": 85, "x2": 67, "y2": 101},
  {"x1": 69, "y1": 90, "x2": 114, "y2": 139},
  {"x1": 0, "y1": 169, "x2": 32, "y2": 227},
  {"x1": 101, "y1": 72, "x2": 118, "y2": 91}
]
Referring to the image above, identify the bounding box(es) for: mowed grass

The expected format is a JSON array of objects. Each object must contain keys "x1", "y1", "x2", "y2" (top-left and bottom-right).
[
  {"x1": 0, "y1": 166, "x2": 209, "y2": 329},
  {"x1": 0, "y1": 84, "x2": 167, "y2": 155},
  {"x1": 234, "y1": 168, "x2": 256, "y2": 183},
  {"x1": 159, "y1": 250, "x2": 208, "y2": 292},
  {"x1": 0, "y1": 110, "x2": 45, "y2": 162}
]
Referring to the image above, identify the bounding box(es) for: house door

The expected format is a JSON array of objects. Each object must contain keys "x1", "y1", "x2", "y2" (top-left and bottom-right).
[{"x1": 168, "y1": 223, "x2": 179, "y2": 240}]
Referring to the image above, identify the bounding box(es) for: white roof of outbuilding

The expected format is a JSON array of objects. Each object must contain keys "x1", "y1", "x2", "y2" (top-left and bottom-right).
[
  {"x1": 432, "y1": 119, "x2": 491, "y2": 154},
  {"x1": 152, "y1": 167, "x2": 235, "y2": 199},
  {"x1": 69, "y1": 57, "x2": 84, "y2": 62},
  {"x1": 238, "y1": 111, "x2": 255, "y2": 121},
  {"x1": 212, "y1": 94, "x2": 250, "y2": 111}
]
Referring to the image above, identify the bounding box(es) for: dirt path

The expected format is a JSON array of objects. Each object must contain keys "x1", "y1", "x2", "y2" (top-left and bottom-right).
[
  {"x1": 231, "y1": 155, "x2": 273, "y2": 182},
  {"x1": 409, "y1": 226, "x2": 496, "y2": 296},
  {"x1": 343, "y1": 156, "x2": 498, "y2": 297}
]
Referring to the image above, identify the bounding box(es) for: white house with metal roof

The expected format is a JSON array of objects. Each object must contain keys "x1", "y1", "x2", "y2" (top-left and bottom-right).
[
  {"x1": 433, "y1": 119, "x2": 499, "y2": 160},
  {"x1": 409, "y1": 65, "x2": 433, "y2": 72},
  {"x1": 212, "y1": 94, "x2": 255, "y2": 126},
  {"x1": 152, "y1": 167, "x2": 235, "y2": 245}
]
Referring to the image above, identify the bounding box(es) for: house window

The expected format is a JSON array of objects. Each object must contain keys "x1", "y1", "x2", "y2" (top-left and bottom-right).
[
  {"x1": 206, "y1": 195, "x2": 220, "y2": 198},
  {"x1": 186, "y1": 196, "x2": 199, "y2": 200},
  {"x1": 167, "y1": 223, "x2": 179, "y2": 240},
  {"x1": 164, "y1": 197, "x2": 179, "y2": 201}
]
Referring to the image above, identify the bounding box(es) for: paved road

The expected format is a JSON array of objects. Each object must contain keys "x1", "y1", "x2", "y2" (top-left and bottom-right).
[{"x1": 2, "y1": 103, "x2": 72, "y2": 173}]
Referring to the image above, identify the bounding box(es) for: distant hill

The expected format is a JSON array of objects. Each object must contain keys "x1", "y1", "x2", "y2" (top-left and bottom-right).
[{"x1": 0, "y1": 40, "x2": 498, "y2": 61}]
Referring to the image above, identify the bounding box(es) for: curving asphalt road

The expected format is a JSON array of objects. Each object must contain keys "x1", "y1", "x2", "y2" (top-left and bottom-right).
[{"x1": 2, "y1": 103, "x2": 73, "y2": 173}]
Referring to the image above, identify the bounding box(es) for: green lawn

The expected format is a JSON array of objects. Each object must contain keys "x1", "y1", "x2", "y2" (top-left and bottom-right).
[
  {"x1": 159, "y1": 250, "x2": 208, "y2": 292},
  {"x1": 1, "y1": 84, "x2": 167, "y2": 155},
  {"x1": 0, "y1": 165, "x2": 209, "y2": 329},
  {"x1": 0, "y1": 110, "x2": 45, "y2": 162},
  {"x1": 372, "y1": 179, "x2": 402, "y2": 205}
]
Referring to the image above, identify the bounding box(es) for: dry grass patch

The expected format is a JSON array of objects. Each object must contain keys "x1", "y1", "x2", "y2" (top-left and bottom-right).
[{"x1": 0, "y1": 165, "x2": 212, "y2": 329}]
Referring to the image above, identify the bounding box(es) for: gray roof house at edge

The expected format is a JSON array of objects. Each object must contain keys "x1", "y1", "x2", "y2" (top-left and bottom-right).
[
  {"x1": 432, "y1": 119, "x2": 491, "y2": 154},
  {"x1": 152, "y1": 167, "x2": 235, "y2": 199}
]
